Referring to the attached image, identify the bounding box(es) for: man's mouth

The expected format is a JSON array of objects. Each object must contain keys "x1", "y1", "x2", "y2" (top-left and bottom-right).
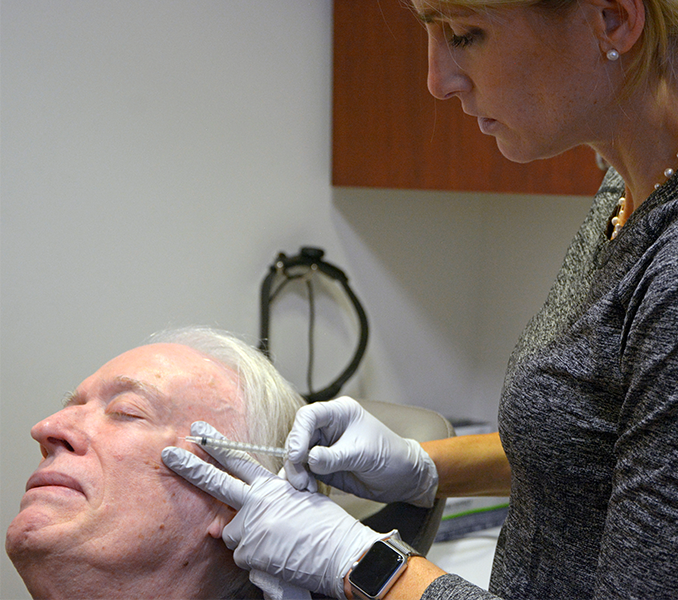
[{"x1": 26, "y1": 471, "x2": 86, "y2": 496}]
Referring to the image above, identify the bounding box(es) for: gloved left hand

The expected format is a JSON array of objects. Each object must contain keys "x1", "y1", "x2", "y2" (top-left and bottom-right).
[
  {"x1": 249, "y1": 569, "x2": 311, "y2": 600},
  {"x1": 162, "y1": 422, "x2": 385, "y2": 599}
]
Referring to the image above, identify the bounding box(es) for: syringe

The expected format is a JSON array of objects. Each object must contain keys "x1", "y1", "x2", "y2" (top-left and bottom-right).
[{"x1": 185, "y1": 435, "x2": 287, "y2": 459}]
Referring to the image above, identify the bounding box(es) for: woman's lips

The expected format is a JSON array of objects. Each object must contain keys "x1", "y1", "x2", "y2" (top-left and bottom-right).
[{"x1": 477, "y1": 117, "x2": 498, "y2": 134}]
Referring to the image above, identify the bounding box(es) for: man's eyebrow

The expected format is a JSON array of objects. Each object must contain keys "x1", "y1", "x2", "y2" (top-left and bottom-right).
[
  {"x1": 108, "y1": 376, "x2": 164, "y2": 399},
  {"x1": 106, "y1": 376, "x2": 171, "y2": 420},
  {"x1": 61, "y1": 377, "x2": 165, "y2": 408},
  {"x1": 62, "y1": 390, "x2": 83, "y2": 408}
]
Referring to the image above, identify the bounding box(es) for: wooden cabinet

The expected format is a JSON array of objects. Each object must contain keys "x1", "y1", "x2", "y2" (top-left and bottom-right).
[{"x1": 332, "y1": 0, "x2": 604, "y2": 195}]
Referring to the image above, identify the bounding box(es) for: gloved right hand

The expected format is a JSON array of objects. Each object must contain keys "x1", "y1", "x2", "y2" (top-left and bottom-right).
[{"x1": 284, "y1": 397, "x2": 438, "y2": 508}]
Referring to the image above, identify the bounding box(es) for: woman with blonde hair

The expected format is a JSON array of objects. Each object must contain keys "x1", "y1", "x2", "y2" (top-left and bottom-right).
[{"x1": 163, "y1": 0, "x2": 678, "y2": 597}]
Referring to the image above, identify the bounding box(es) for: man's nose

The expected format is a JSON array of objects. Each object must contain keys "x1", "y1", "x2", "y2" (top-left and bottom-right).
[
  {"x1": 427, "y1": 36, "x2": 471, "y2": 100},
  {"x1": 31, "y1": 407, "x2": 88, "y2": 457}
]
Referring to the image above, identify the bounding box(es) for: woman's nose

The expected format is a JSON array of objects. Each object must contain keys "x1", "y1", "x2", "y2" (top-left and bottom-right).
[
  {"x1": 427, "y1": 35, "x2": 471, "y2": 100},
  {"x1": 31, "y1": 406, "x2": 88, "y2": 457}
]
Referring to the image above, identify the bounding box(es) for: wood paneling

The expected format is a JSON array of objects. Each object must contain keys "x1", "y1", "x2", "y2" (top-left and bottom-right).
[{"x1": 332, "y1": 0, "x2": 604, "y2": 195}]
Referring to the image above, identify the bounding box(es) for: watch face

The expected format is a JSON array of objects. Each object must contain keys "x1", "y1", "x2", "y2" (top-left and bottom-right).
[{"x1": 350, "y1": 541, "x2": 406, "y2": 598}]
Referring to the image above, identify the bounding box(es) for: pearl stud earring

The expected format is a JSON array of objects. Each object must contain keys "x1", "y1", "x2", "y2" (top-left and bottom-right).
[{"x1": 606, "y1": 49, "x2": 620, "y2": 61}]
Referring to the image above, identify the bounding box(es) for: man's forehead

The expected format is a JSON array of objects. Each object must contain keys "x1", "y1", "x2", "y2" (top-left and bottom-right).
[
  {"x1": 78, "y1": 343, "x2": 244, "y2": 421},
  {"x1": 101, "y1": 343, "x2": 223, "y2": 376}
]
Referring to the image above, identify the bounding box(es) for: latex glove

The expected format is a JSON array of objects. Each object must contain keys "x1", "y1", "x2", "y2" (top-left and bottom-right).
[
  {"x1": 250, "y1": 570, "x2": 311, "y2": 600},
  {"x1": 162, "y1": 421, "x2": 384, "y2": 599},
  {"x1": 284, "y1": 396, "x2": 438, "y2": 508}
]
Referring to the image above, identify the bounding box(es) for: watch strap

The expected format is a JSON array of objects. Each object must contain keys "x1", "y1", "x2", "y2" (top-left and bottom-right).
[{"x1": 384, "y1": 535, "x2": 422, "y2": 559}]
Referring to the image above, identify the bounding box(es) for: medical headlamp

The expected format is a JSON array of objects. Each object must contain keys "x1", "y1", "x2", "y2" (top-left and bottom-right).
[{"x1": 258, "y1": 246, "x2": 369, "y2": 403}]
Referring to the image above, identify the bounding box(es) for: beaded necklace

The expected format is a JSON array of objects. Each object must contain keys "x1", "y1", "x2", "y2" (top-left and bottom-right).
[{"x1": 608, "y1": 155, "x2": 678, "y2": 240}]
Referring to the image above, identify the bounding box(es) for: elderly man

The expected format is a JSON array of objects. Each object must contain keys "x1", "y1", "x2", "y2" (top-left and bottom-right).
[{"x1": 5, "y1": 327, "x2": 304, "y2": 599}]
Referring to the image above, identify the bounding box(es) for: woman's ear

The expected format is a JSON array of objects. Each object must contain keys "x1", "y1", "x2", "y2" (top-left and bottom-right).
[
  {"x1": 594, "y1": 0, "x2": 646, "y2": 54},
  {"x1": 207, "y1": 504, "x2": 235, "y2": 539}
]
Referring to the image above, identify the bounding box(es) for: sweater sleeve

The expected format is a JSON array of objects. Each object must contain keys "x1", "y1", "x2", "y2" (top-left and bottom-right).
[
  {"x1": 422, "y1": 575, "x2": 501, "y2": 600},
  {"x1": 593, "y1": 230, "x2": 678, "y2": 598}
]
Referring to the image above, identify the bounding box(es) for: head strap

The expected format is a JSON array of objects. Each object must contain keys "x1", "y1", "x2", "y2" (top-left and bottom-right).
[{"x1": 258, "y1": 247, "x2": 369, "y2": 403}]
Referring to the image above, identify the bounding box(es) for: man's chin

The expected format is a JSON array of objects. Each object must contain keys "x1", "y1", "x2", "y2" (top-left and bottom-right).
[
  {"x1": 6, "y1": 511, "x2": 74, "y2": 600},
  {"x1": 6, "y1": 502, "x2": 82, "y2": 561}
]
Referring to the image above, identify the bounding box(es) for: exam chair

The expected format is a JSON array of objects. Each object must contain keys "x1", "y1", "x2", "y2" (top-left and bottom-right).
[{"x1": 329, "y1": 400, "x2": 454, "y2": 555}]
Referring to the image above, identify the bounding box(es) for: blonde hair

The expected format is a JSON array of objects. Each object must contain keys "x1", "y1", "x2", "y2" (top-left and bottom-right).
[
  {"x1": 422, "y1": 0, "x2": 678, "y2": 91},
  {"x1": 640, "y1": 0, "x2": 678, "y2": 86}
]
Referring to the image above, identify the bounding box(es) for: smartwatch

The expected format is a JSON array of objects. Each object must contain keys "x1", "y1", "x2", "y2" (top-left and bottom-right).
[{"x1": 348, "y1": 536, "x2": 421, "y2": 600}]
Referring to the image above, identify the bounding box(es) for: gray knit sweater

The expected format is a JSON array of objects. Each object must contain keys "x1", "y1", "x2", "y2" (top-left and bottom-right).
[{"x1": 423, "y1": 169, "x2": 678, "y2": 600}]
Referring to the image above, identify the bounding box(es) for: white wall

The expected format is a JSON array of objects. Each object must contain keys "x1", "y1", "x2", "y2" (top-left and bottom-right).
[{"x1": 1, "y1": 1, "x2": 593, "y2": 597}]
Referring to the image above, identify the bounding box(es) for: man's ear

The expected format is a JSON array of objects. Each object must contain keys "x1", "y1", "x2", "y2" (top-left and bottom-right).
[
  {"x1": 592, "y1": 0, "x2": 645, "y2": 54},
  {"x1": 207, "y1": 504, "x2": 235, "y2": 539}
]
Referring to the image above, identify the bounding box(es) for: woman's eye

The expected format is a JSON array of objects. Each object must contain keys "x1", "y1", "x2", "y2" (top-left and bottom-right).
[
  {"x1": 446, "y1": 27, "x2": 482, "y2": 48},
  {"x1": 449, "y1": 33, "x2": 473, "y2": 47}
]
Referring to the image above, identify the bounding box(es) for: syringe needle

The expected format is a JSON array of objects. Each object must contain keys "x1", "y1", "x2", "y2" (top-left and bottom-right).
[{"x1": 184, "y1": 435, "x2": 287, "y2": 459}]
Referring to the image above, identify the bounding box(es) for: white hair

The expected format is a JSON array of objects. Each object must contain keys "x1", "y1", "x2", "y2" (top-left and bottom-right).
[
  {"x1": 146, "y1": 326, "x2": 304, "y2": 473},
  {"x1": 145, "y1": 327, "x2": 305, "y2": 599}
]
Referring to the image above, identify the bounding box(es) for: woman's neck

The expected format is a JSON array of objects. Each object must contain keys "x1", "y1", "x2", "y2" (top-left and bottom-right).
[{"x1": 593, "y1": 79, "x2": 678, "y2": 216}]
